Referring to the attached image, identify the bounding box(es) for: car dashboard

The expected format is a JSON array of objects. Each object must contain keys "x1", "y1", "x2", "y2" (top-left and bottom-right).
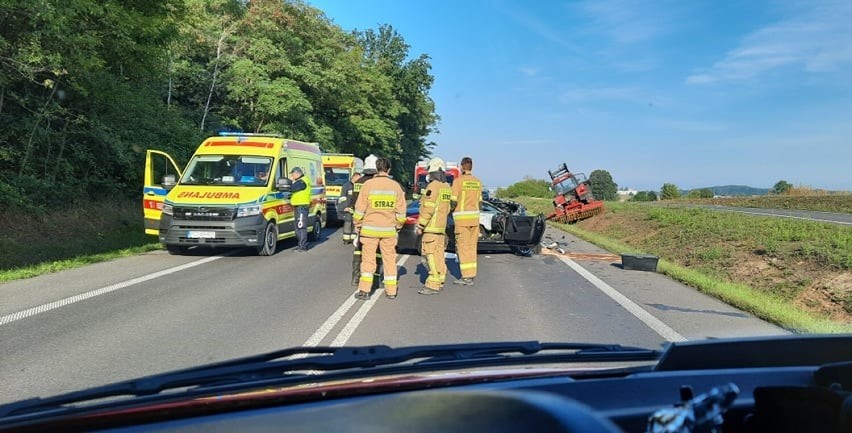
[{"x1": 3, "y1": 335, "x2": 851, "y2": 433}]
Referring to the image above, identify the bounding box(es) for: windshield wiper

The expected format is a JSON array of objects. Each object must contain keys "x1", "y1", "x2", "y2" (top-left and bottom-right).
[{"x1": 0, "y1": 341, "x2": 660, "y2": 419}]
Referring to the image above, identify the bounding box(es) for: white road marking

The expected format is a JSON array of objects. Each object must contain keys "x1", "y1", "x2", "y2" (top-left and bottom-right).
[
  {"x1": 301, "y1": 294, "x2": 359, "y2": 347},
  {"x1": 721, "y1": 208, "x2": 852, "y2": 226},
  {"x1": 557, "y1": 256, "x2": 687, "y2": 342},
  {"x1": 329, "y1": 254, "x2": 410, "y2": 347},
  {"x1": 0, "y1": 255, "x2": 227, "y2": 327}
]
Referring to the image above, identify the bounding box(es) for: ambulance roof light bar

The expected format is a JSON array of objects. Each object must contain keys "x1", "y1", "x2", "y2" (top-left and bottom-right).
[{"x1": 218, "y1": 132, "x2": 284, "y2": 138}]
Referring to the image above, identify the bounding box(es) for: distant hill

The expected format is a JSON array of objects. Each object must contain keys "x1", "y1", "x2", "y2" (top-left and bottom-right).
[{"x1": 686, "y1": 185, "x2": 770, "y2": 196}]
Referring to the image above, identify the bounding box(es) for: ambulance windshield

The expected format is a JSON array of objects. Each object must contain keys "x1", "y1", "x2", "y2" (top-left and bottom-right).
[
  {"x1": 324, "y1": 167, "x2": 351, "y2": 186},
  {"x1": 182, "y1": 155, "x2": 273, "y2": 186}
]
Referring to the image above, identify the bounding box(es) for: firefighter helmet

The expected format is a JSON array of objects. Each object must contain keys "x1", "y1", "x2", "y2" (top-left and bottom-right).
[
  {"x1": 363, "y1": 154, "x2": 378, "y2": 174},
  {"x1": 427, "y1": 157, "x2": 446, "y2": 173}
]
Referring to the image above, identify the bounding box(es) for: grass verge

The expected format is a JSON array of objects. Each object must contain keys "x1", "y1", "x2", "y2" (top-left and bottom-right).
[
  {"x1": 0, "y1": 199, "x2": 161, "y2": 282},
  {"x1": 518, "y1": 197, "x2": 852, "y2": 333},
  {"x1": 679, "y1": 194, "x2": 852, "y2": 214}
]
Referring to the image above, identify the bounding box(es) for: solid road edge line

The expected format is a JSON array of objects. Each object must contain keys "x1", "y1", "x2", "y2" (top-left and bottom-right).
[{"x1": 557, "y1": 256, "x2": 687, "y2": 342}]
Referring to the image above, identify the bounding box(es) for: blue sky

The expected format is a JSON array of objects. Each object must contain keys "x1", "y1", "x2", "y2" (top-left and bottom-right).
[{"x1": 308, "y1": 0, "x2": 852, "y2": 191}]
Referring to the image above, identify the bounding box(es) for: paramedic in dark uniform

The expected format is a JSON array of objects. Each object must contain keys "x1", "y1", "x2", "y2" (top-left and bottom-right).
[
  {"x1": 289, "y1": 166, "x2": 310, "y2": 252},
  {"x1": 339, "y1": 158, "x2": 364, "y2": 244}
]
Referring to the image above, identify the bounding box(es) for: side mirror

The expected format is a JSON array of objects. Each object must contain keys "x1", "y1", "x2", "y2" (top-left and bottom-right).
[
  {"x1": 163, "y1": 174, "x2": 177, "y2": 191},
  {"x1": 277, "y1": 177, "x2": 292, "y2": 192}
]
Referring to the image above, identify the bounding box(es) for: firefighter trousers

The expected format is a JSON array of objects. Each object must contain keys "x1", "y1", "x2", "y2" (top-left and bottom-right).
[
  {"x1": 421, "y1": 233, "x2": 447, "y2": 290},
  {"x1": 358, "y1": 236, "x2": 398, "y2": 296},
  {"x1": 454, "y1": 225, "x2": 479, "y2": 279},
  {"x1": 352, "y1": 239, "x2": 382, "y2": 286}
]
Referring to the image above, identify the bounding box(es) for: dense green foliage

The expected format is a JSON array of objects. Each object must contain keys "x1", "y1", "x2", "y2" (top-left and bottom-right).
[
  {"x1": 495, "y1": 177, "x2": 552, "y2": 199},
  {"x1": 772, "y1": 180, "x2": 793, "y2": 195},
  {"x1": 687, "y1": 188, "x2": 714, "y2": 198},
  {"x1": 631, "y1": 190, "x2": 658, "y2": 201},
  {"x1": 588, "y1": 169, "x2": 617, "y2": 201},
  {"x1": 660, "y1": 183, "x2": 681, "y2": 200},
  {"x1": 0, "y1": 0, "x2": 437, "y2": 211}
]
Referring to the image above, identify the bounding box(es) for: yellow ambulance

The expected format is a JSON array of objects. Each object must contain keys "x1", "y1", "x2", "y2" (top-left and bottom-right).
[
  {"x1": 321, "y1": 153, "x2": 357, "y2": 224},
  {"x1": 143, "y1": 133, "x2": 325, "y2": 255}
]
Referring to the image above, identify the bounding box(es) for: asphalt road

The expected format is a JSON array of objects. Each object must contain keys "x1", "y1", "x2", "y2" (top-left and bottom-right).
[
  {"x1": 0, "y1": 226, "x2": 785, "y2": 405},
  {"x1": 680, "y1": 204, "x2": 852, "y2": 226}
]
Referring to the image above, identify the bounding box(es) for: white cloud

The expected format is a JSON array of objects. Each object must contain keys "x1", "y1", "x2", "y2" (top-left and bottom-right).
[
  {"x1": 569, "y1": 0, "x2": 681, "y2": 44},
  {"x1": 687, "y1": 1, "x2": 852, "y2": 84},
  {"x1": 493, "y1": 0, "x2": 582, "y2": 52}
]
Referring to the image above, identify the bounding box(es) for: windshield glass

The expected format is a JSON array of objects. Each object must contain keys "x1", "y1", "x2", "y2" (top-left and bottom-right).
[
  {"x1": 181, "y1": 155, "x2": 272, "y2": 186},
  {"x1": 324, "y1": 167, "x2": 351, "y2": 186},
  {"x1": 3, "y1": 0, "x2": 850, "y2": 412}
]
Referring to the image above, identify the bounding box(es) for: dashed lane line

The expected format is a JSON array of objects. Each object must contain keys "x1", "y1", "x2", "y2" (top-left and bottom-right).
[{"x1": 329, "y1": 255, "x2": 410, "y2": 347}]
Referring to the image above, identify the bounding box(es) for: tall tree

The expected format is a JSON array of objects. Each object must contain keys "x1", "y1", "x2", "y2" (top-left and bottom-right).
[
  {"x1": 772, "y1": 180, "x2": 793, "y2": 195},
  {"x1": 660, "y1": 183, "x2": 681, "y2": 200},
  {"x1": 588, "y1": 170, "x2": 618, "y2": 201}
]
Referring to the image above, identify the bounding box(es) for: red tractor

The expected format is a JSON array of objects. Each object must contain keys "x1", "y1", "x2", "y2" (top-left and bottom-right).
[{"x1": 546, "y1": 163, "x2": 605, "y2": 223}]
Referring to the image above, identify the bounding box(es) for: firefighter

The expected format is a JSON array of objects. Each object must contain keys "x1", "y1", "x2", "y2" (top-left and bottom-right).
[
  {"x1": 339, "y1": 158, "x2": 364, "y2": 244},
  {"x1": 350, "y1": 155, "x2": 381, "y2": 286},
  {"x1": 352, "y1": 157, "x2": 406, "y2": 300},
  {"x1": 289, "y1": 166, "x2": 310, "y2": 252},
  {"x1": 451, "y1": 156, "x2": 482, "y2": 285},
  {"x1": 416, "y1": 158, "x2": 452, "y2": 295}
]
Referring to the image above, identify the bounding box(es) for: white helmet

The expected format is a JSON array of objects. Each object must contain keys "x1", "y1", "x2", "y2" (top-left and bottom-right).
[
  {"x1": 353, "y1": 157, "x2": 364, "y2": 174},
  {"x1": 426, "y1": 157, "x2": 446, "y2": 173},
  {"x1": 363, "y1": 154, "x2": 378, "y2": 174}
]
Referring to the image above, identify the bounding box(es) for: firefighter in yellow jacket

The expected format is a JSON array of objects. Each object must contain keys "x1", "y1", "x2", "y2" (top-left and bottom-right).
[
  {"x1": 352, "y1": 157, "x2": 406, "y2": 300},
  {"x1": 451, "y1": 156, "x2": 482, "y2": 286},
  {"x1": 416, "y1": 158, "x2": 452, "y2": 295}
]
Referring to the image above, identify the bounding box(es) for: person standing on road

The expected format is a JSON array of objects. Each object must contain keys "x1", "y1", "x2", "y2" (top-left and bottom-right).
[
  {"x1": 339, "y1": 158, "x2": 364, "y2": 244},
  {"x1": 416, "y1": 158, "x2": 452, "y2": 295},
  {"x1": 350, "y1": 155, "x2": 381, "y2": 286},
  {"x1": 352, "y1": 157, "x2": 406, "y2": 300},
  {"x1": 289, "y1": 166, "x2": 310, "y2": 252},
  {"x1": 451, "y1": 156, "x2": 482, "y2": 285}
]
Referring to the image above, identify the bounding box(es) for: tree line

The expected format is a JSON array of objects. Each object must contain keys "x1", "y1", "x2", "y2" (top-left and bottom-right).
[{"x1": 0, "y1": 0, "x2": 438, "y2": 212}]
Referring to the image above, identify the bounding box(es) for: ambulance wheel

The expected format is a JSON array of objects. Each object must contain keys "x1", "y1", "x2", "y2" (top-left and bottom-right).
[
  {"x1": 308, "y1": 214, "x2": 322, "y2": 241},
  {"x1": 257, "y1": 221, "x2": 277, "y2": 256},
  {"x1": 166, "y1": 245, "x2": 188, "y2": 255}
]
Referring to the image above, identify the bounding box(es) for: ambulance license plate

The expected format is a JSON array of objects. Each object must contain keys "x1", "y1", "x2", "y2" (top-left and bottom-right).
[{"x1": 187, "y1": 231, "x2": 216, "y2": 239}]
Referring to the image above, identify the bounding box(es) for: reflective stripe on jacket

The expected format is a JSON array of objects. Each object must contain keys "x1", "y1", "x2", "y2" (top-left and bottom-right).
[
  {"x1": 353, "y1": 174, "x2": 406, "y2": 238},
  {"x1": 451, "y1": 172, "x2": 482, "y2": 227},
  {"x1": 418, "y1": 180, "x2": 452, "y2": 234}
]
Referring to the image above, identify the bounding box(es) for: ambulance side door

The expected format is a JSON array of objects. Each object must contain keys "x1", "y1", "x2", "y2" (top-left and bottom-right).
[{"x1": 143, "y1": 150, "x2": 182, "y2": 235}]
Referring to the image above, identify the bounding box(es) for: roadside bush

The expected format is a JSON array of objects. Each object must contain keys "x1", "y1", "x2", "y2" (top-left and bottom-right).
[{"x1": 496, "y1": 177, "x2": 551, "y2": 198}]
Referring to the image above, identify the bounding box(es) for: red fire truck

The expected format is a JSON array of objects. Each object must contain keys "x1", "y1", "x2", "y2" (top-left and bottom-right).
[{"x1": 412, "y1": 160, "x2": 460, "y2": 197}]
